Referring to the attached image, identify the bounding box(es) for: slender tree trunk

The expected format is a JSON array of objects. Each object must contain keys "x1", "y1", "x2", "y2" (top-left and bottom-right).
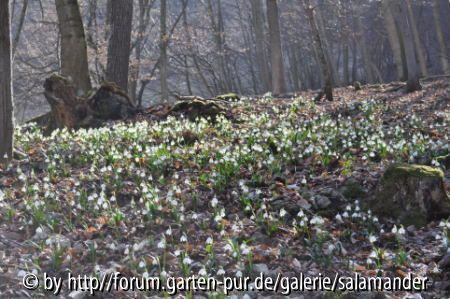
[
  {"x1": 433, "y1": 0, "x2": 449, "y2": 73},
  {"x1": 343, "y1": 42, "x2": 349, "y2": 85},
  {"x1": 106, "y1": 0, "x2": 133, "y2": 93},
  {"x1": 351, "y1": 40, "x2": 358, "y2": 83},
  {"x1": 266, "y1": 0, "x2": 287, "y2": 95},
  {"x1": 206, "y1": 0, "x2": 229, "y2": 92},
  {"x1": 406, "y1": 1, "x2": 427, "y2": 77},
  {"x1": 130, "y1": 0, "x2": 152, "y2": 104},
  {"x1": 357, "y1": 17, "x2": 375, "y2": 83},
  {"x1": 395, "y1": 1, "x2": 422, "y2": 92},
  {"x1": 55, "y1": 0, "x2": 92, "y2": 95},
  {"x1": 302, "y1": 0, "x2": 333, "y2": 101},
  {"x1": 0, "y1": 0, "x2": 14, "y2": 164},
  {"x1": 160, "y1": 0, "x2": 169, "y2": 101},
  {"x1": 250, "y1": 0, "x2": 271, "y2": 92},
  {"x1": 382, "y1": 0, "x2": 407, "y2": 80}
]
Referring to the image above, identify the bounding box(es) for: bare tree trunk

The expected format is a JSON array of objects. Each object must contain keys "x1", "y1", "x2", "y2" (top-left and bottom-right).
[
  {"x1": 55, "y1": 0, "x2": 92, "y2": 96},
  {"x1": 250, "y1": 0, "x2": 271, "y2": 92},
  {"x1": 343, "y1": 43, "x2": 349, "y2": 85},
  {"x1": 206, "y1": 0, "x2": 229, "y2": 92},
  {"x1": 406, "y1": 1, "x2": 427, "y2": 77},
  {"x1": 433, "y1": 0, "x2": 449, "y2": 73},
  {"x1": 106, "y1": 0, "x2": 133, "y2": 93},
  {"x1": 130, "y1": 0, "x2": 153, "y2": 104},
  {"x1": 0, "y1": 0, "x2": 14, "y2": 164},
  {"x1": 266, "y1": 0, "x2": 287, "y2": 95},
  {"x1": 382, "y1": 0, "x2": 407, "y2": 80},
  {"x1": 160, "y1": 0, "x2": 169, "y2": 102},
  {"x1": 394, "y1": 1, "x2": 422, "y2": 92},
  {"x1": 302, "y1": 0, "x2": 333, "y2": 101},
  {"x1": 356, "y1": 16, "x2": 375, "y2": 83}
]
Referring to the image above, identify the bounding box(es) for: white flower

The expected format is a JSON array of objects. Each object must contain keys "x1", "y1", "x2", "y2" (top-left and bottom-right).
[
  {"x1": 198, "y1": 268, "x2": 207, "y2": 276},
  {"x1": 301, "y1": 178, "x2": 307, "y2": 185},
  {"x1": 216, "y1": 268, "x2": 226, "y2": 275},
  {"x1": 157, "y1": 238, "x2": 166, "y2": 249},
  {"x1": 335, "y1": 213, "x2": 344, "y2": 224},
  {"x1": 183, "y1": 256, "x2": 192, "y2": 265},
  {"x1": 279, "y1": 208, "x2": 287, "y2": 217},
  {"x1": 297, "y1": 210, "x2": 305, "y2": 218},
  {"x1": 235, "y1": 270, "x2": 243, "y2": 277},
  {"x1": 398, "y1": 226, "x2": 405, "y2": 235},
  {"x1": 369, "y1": 235, "x2": 377, "y2": 243},
  {"x1": 211, "y1": 197, "x2": 218, "y2": 208},
  {"x1": 180, "y1": 234, "x2": 187, "y2": 242},
  {"x1": 224, "y1": 244, "x2": 233, "y2": 252},
  {"x1": 138, "y1": 261, "x2": 146, "y2": 268},
  {"x1": 165, "y1": 227, "x2": 172, "y2": 236},
  {"x1": 391, "y1": 225, "x2": 398, "y2": 234},
  {"x1": 206, "y1": 237, "x2": 213, "y2": 245},
  {"x1": 310, "y1": 216, "x2": 324, "y2": 225}
]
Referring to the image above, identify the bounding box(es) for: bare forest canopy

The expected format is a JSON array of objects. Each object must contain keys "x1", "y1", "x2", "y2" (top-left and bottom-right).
[{"x1": 8, "y1": 0, "x2": 450, "y2": 122}]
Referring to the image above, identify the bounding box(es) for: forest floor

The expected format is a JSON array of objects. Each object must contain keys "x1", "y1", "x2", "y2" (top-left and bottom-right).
[{"x1": 0, "y1": 79, "x2": 449, "y2": 298}]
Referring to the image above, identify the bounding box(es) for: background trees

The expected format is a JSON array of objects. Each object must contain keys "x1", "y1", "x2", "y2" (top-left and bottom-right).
[
  {"x1": 0, "y1": 0, "x2": 14, "y2": 164},
  {"x1": 7, "y1": 0, "x2": 450, "y2": 121}
]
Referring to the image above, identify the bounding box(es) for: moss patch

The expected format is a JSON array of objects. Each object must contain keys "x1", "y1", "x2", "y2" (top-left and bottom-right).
[
  {"x1": 382, "y1": 164, "x2": 444, "y2": 181},
  {"x1": 215, "y1": 93, "x2": 240, "y2": 101}
]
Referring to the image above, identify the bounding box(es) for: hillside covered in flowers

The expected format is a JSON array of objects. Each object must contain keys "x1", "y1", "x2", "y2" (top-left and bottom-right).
[{"x1": 0, "y1": 79, "x2": 449, "y2": 298}]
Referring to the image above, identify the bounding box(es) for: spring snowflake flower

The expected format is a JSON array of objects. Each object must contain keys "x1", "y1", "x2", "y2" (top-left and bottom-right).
[
  {"x1": 217, "y1": 268, "x2": 226, "y2": 275},
  {"x1": 180, "y1": 234, "x2": 187, "y2": 243},
  {"x1": 165, "y1": 227, "x2": 172, "y2": 236},
  {"x1": 369, "y1": 235, "x2": 377, "y2": 243},
  {"x1": 310, "y1": 216, "x2": 324, "y2": 226},
  {"x1": 206, "y1": 237, "x2": 213, "y2": 245},
  {"x1": 279, "y1": 208, "x2": 287, "y2": 217},
  {"x1": 398, "y1": 226, "x2": 406, "y2": 235},
  {"x1": 139, "y1": 261, "x2": 146, "y2": 268},
  {"x1": 335, "y1": 213, "x2": 344, "y2": 223},
  {"x1": 198, "y1": 268, "x2": 207, "y2": 276},
  {"x1": 224, "y1": 244, "x2": 233, "y2": 252},
  {"x1": 183, "y1": 256, "x2": 193, "y2": 265},
  {"x1": 297, "y1": 210, "x2": 305, "y2": 218},
  {"x1": 211, "y1": 197, "x2": 218, "y2": 208},
  {"x1": 157, "y1": 238, "x2": 166, "y2": 249},
  {"x1": 391, "y1": 225, "x2": 398, "y2": 234}
]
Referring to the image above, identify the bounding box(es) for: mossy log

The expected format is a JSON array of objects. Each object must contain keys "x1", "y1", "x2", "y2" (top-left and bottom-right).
[
  {"x1": 167, "y1": 98, "x2": 227, "y2": 121},
  {"x1": 367, "y1": 164, "x2": 450, "y2": 227},
  {"x1": 41, "y1": 74, "x2": 137, "y2": 134}
]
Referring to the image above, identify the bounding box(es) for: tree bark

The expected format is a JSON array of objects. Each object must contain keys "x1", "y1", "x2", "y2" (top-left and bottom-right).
[
  {"x1": 406, "y1": 2, "x2": 427, "y2": 77},
  {"x1": 106, "y1": 0, "x2": 133, "y2": 93},
  {"x1": 160, "y1": 0, "x2": 169, "y2": 102},
  {"x1": 302, "y1": 0, "x2": 333, "y2": 101},
  {"x1": 0, "y1": 0, "x2": 14, "y2": 164},
  {"x1": 250, "y1": 0, "x2": 271, "y2": 92},
  {"x1": 266, "y1": 0, "x2": 287, "y2": 95},
  {"x1": 55, "y1": 0, "x2": 92, "y2": 96},
  {"x1": 433, "y1": 0, "x2": 449, "y2": 73},
  {"x1": 394, "y1": 1, "x2": 422, "y2": 92}
]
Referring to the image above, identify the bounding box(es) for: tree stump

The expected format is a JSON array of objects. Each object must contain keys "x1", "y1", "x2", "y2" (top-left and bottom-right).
[
  {"x1": 42, "y1": 74, "x2": 137, "y2": 134},
  {"x1": 367, "y1": 164, "x2": 450, "y2": 227}
]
